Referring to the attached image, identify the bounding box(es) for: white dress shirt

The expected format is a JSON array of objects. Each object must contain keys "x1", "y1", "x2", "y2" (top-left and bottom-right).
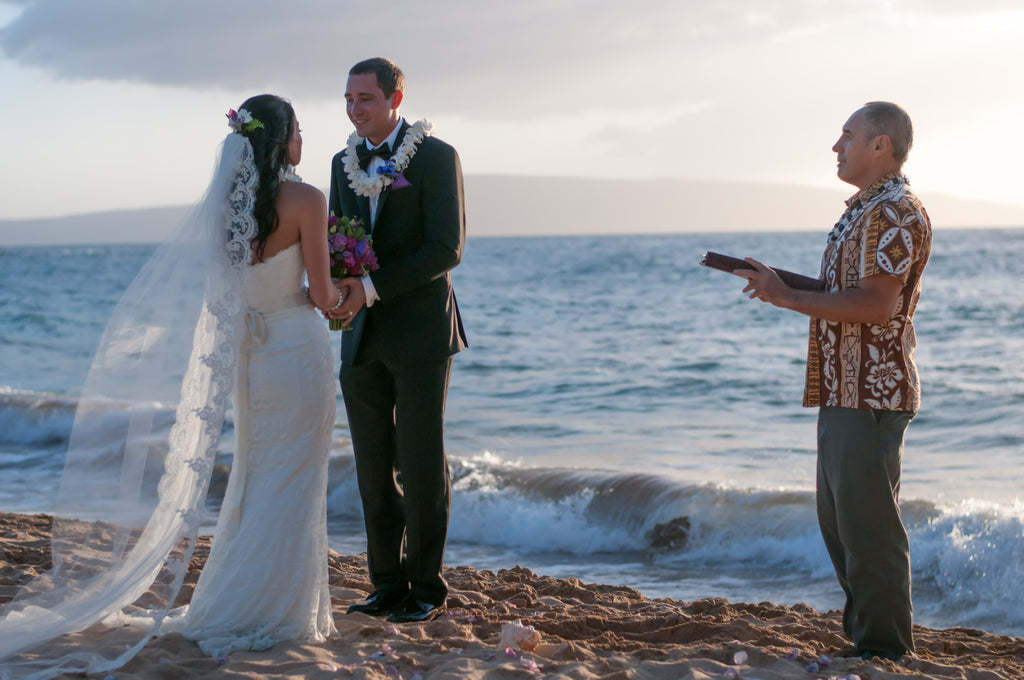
[{"x1": 360, "y1": 118, "x2": 404, "y2": 308}]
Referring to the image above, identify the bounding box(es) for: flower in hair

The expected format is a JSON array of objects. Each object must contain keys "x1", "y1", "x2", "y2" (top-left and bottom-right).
[{"x1": 226, "y1": 108, "x2": 264, "y2": 135}]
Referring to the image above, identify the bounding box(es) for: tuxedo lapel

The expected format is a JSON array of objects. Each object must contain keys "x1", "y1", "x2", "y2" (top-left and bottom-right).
[
  {"x1": 357, "y1": 195, "x2": 373, "y2": 230},
  {"x1": 372, "y1": 189, "x2": 388, "y2": 228}
]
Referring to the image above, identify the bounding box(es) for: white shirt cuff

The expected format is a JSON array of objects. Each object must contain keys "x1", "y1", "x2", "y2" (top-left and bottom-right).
[{"x1": 361, "y1": 275, "x2": 379, "y2": 308}]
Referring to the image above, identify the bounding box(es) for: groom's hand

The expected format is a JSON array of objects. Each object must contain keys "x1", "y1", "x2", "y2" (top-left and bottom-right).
[{"x1": 329, "y1": 277, "x2": 366, "y2": 322}]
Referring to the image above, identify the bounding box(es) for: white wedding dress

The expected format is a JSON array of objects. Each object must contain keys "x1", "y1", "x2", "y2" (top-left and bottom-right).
[
  {"x1": 161, "y1": 242, "x2": 338, "y2": 657},
  {"x1": 0, "y1": 136, "x2": 338, "y2": 680}
]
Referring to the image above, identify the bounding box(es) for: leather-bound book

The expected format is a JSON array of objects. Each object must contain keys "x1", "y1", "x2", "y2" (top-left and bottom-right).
[{"x1": 700, "y1": 251, "x2": 825, "y2": 291}]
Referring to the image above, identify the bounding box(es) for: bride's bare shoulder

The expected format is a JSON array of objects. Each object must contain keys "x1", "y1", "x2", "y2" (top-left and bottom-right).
[
  {"x1": 278, "y1": 180, "x2": 324, "y2": 202},
  {"x1": 277, "y1": 181, "x2": 326, "y2": 217}
]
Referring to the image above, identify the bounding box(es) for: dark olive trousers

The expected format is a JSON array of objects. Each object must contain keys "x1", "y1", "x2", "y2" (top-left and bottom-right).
[{"x1": 816, "y1": 406, "x2": 915, "y2": 658}]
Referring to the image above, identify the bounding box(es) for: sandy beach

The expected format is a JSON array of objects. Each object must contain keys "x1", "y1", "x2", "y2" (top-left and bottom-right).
[{"x1": 1, "y1": 512, "x2": 1022, "y2": 680}]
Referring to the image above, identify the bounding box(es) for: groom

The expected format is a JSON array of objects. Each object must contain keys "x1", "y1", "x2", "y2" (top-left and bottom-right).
[{"x1": 328, "y1": 57, "x2": 468, "y2": 623}]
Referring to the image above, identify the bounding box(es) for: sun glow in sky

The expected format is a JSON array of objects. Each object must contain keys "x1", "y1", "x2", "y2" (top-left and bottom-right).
[{"x1": 1, "y1": 0, "x2": 1022, "y2": 224}]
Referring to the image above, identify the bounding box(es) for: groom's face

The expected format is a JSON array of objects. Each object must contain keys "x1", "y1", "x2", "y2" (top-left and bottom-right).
[{"x1": 345, "y1": 72, "x2": 402, "y2": 145}]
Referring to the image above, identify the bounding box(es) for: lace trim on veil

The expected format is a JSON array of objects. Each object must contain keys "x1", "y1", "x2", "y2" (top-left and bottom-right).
[
  {"x1": 0, "y1": 134, "x2": 256, "y2": 679},
  {"x1": 164, "y1": 135, "x2": 257, "y2": 535},
  {"x1": 225, "y1": 140, "x2": 258, "y2": 270}
]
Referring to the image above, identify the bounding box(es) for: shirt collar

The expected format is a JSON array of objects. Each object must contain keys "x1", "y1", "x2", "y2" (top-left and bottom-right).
[
  {"x1": 845, "y1": 171, "x2": 906, "y2": 208},
  {"x1": 366, "y1": 118, "x2": 405, "y2": 151}
]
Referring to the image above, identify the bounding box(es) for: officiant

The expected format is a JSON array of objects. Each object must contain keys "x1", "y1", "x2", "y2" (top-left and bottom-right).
[{"x1": 735, "y1": 101, "x2": 931, "y2": 661}]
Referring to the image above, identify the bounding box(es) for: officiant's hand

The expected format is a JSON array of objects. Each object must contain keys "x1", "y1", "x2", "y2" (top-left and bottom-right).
[
  {"x1": 329, "y1": 277, "x2": 366, "y2": 322},
  {"x1": 738, "y1": 258, "x2": 790, "y2": 306}
]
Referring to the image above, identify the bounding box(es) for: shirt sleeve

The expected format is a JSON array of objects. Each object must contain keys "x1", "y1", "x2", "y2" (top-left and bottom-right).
[
  {"x1": 862, "y1": 202, "x2": 922, "y2": 283},
  {"x1": 361, "y1": 274, "x2": 379, "y2": 307}
]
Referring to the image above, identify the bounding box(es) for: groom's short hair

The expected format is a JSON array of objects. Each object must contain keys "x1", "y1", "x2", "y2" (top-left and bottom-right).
[{"x1": 350, "y1": 58, "x2": 405, "y2": 98}]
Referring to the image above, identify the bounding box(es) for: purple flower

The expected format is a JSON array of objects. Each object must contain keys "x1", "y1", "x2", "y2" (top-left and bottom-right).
[
  {"x1": 520, "y1": 657, "x2": 541, "y2": 674},
  {"x1": 325, "y1": 211, "x2": 377, "y2": 285}
]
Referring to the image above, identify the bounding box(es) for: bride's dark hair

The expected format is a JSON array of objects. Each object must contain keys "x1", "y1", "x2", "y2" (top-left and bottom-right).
[{"x1": 236, "y1": 94, "x2": 295, "y2": 262}]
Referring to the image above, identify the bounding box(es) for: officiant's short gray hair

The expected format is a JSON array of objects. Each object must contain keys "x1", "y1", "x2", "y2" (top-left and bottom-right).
[
  {"x1": 350, "y1": 57, "x2": 405, "y2": 98},
  {"x1": 861, "y1": 101, "x2": 913, "y2": 165}
]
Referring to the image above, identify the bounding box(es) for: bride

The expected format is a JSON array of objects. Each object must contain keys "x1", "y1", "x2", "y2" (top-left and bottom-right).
[{"x1": 0, "y1": 95, "x2": 340, "y2": 677}]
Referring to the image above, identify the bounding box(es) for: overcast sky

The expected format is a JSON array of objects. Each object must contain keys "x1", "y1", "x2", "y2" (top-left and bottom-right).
[{"x1": 2, "y1": 0, "x2": 1023, "y2": 221}]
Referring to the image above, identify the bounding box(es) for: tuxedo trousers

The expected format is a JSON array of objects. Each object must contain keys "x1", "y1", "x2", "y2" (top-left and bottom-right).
[
  {"x1": 816, "y1": 406, "x2": 915, "y2": 658},
  {"x1": 340, "y1": 353, "x2": 453, "y2": 606}
]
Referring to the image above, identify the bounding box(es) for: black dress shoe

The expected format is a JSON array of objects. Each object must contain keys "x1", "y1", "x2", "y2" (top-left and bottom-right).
[
  {"x1": 386, "y1": 597, "x2": 446, "y2": 623},
  {"x1": 346, "y1": 589, "x2": 408, "y2": 617}
]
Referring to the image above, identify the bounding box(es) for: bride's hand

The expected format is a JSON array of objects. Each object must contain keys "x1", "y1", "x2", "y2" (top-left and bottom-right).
[{"x1": 328, "y1": 277, "x2": 365, "y2": 321}]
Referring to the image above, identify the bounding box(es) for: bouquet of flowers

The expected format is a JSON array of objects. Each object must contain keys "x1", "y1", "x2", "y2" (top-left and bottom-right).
[{"x1": 327, "y1": 212, "x2": 378, "y2": 330}]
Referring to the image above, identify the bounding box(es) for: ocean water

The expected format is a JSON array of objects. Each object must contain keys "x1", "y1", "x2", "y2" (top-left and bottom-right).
[{"x1": 2, "y1": 229, "x2": 1023, "y2": 637}]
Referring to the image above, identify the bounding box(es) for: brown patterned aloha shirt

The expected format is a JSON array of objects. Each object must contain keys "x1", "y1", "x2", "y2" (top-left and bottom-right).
[{"x1": 803, "y1": 172, "x2": 932, "y2": 412}]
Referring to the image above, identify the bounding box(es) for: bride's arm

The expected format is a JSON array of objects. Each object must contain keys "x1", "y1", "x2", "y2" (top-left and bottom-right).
[{"x1": 294, "y1": 185, "x2": 340, "y2": 311}]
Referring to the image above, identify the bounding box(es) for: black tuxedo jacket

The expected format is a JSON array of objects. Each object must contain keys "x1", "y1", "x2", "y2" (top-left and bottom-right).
[{"x1": 329, "y1": 121, "x2": 468, "y2": 365}]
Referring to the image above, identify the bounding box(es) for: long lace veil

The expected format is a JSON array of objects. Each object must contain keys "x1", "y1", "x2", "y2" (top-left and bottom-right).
[{"x1": 0, "y1": 133, "x2": 258, "y2": 679}]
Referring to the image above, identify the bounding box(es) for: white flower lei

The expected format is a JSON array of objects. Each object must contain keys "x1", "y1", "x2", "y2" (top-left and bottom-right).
[{"x1": 343, "y1": 119, "x2": 433, "y2": 198}]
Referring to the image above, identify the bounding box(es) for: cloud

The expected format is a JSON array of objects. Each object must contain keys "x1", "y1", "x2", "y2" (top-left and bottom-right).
[
  {"x1": 0, "y1": 0, "x2": 744, "y2": 126},
  {"x1": 8, "y1": 0, "x2": 1002, "y2": 118},
  {"x1": 2, "y1": 0, "x2": 1023, "y2": 218}
]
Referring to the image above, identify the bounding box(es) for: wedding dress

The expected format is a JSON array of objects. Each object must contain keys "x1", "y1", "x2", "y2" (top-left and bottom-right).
[
  {"x1": 0, "y1": 134, "x2": 337, "y2": 679},
  {"x1": 162, "y1": 242, "x2": 338, "y2": 656}
]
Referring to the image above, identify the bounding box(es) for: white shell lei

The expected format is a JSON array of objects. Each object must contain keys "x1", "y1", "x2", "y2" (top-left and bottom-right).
[{"x1": 343, "y1": 119, "x2": 433, "y2": 198}]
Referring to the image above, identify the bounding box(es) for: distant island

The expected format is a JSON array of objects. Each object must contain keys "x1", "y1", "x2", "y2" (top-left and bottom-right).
[{"x1": 3, "y1": 176, "x2": 1023, "y2": 246}]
